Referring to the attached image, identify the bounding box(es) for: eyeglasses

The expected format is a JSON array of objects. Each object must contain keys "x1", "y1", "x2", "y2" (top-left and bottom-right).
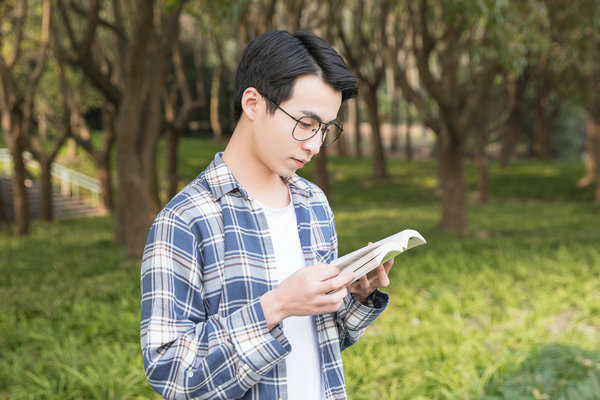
[{"x1": 263, "y1": 95, "x2": 343, "y2": 147}]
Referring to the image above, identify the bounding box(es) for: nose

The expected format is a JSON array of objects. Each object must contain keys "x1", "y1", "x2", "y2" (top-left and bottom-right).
[{"x1": 301, "y1": 131, "x2": 322, "y2": 156}]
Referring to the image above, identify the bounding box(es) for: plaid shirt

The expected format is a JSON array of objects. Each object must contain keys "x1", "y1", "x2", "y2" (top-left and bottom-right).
[{"x1": 140, "y1": 153, "x2": 388, "y2": 400}]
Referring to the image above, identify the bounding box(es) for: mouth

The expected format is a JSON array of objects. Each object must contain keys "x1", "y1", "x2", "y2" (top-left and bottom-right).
[{"x1": 292, "y1": 157, "x2": 309, "y2": 168}]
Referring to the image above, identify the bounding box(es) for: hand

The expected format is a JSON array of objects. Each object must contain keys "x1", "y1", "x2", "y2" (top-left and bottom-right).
[
  {"x1": 260, "y1": 264, "x2": 355, "y2": 330},
  {"x1": 347, "y1": 256, "x2": 394, "y2": 304}
]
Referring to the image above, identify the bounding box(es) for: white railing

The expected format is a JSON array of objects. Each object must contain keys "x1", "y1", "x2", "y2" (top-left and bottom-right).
[{"x1": 0, "y1": 148, "x2": 101, "y2": 205}]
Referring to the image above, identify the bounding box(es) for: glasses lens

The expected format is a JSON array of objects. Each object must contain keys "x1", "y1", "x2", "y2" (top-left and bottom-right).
[
  {"x1": 322, "y1": 124, "x2": 342, "y2": 146},
  {"x1": 293, "y1": 116, "x2": 322, "y2": 141}
]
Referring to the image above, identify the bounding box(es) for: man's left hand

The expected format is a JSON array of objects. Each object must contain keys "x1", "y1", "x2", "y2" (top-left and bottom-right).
[{"x1": 347, "y1": 257, "x2": 394, "y2": 303}]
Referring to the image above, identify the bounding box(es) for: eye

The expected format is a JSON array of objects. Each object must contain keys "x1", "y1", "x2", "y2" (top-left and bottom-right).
[{"x1": 298, "y1": 116, "x2": 321, "y2": 131}]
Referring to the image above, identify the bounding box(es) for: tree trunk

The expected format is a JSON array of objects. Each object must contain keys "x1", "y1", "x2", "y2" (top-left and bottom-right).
[
  {"x1": 141, "y1": 33, "x2": 167, "y2": 216},
  {"x1": 390, "y1": 121, "x2": 400, "y2": 154},
  {"x1": 363, "y1": 85, "x2": 387, "y2": 179},
  {"x1": 167, "y1": 126, "x2": 180, "y2": 200},
  {"x1": 39, "y1": 162, "x2": 53, "y2": 221},
  {"x1": 8, "y1": 136, "x2": 29, "y2": 236},
  {"x1": 333, "y1": 105, "x2": 348, "y2": 157},
  {"x1": 313, "y1": 150, "x2": 330, "y2": 198},
  {"x1": 475, "y1": 128, "x2": 489, "y2": 204},
  {"x1": 532, "y1": 107, "x2": 550, "y2": 159},
  {"x1": 0, "y1": 182, "x2": 8, "y2": 229},
  {"x1": 98, "y1": 105, "x2": 115, "y2": 213},
  {"x1": 585, "y1": 110, "x2": 600, "y2": 207},
  {"x1": 114, "y1": 2, "x2": 154, "y2": 258},
  {"x1": 351, "y1": 98, "x2": 362, "y2": 157},
  {"x1": 2, "y1": 115, "x2": 30, "y2": 236},
  {"x1": 29, "y1": 122, "x2": 70, "y2": 222},
  {"x1": 96, "y1": 154, "x2": 112, "y2": 215},
  {"x1": 143, "y1": 86, "x2": 163, "y2": 216},
  {"x1": 389, "y1": 84, "x2": 400, "y2": 155},
  {"x1": 67, "y1": 137, "x2": 78, "y2": 160},
  {"x1": 438, "y1": 133, "x2": 467, "y2": 234},
  {"x1": 115, "y1": 99, "x2": 151, "y2": 256},
  {"x1": 577, "y1": 132, "x2": 596, "y2": 189},
  {"x1": 210, "y1": 63, "x2": 224, "y2": 143},
  {"x1": 69, "y1": 107, "x2": 115, "y2": 215},
  {"x1": 500, "y1": 107, "x2": 520, "y2": 168},
  {"x1": 404, "y1": 102, "x2": 414, "y2": 161}
]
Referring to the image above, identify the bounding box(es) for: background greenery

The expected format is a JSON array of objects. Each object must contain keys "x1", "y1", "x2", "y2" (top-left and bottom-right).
[{"x1": 1, "y1": 139, "x2": 599, "y2": 399}]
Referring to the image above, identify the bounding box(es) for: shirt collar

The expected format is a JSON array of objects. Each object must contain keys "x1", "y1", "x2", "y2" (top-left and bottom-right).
[{"x1": 204, "y1": 152, "x2": 313, "y2": 200}]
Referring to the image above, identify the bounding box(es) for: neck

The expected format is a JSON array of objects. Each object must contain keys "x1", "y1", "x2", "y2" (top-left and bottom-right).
[{"x1": 222, "y1": 125, "x2": 290, "y2": 208}]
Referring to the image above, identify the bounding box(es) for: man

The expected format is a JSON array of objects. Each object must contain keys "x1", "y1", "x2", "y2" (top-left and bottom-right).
[{"x1": 141, "y1": 30, "x2": 393, "y2": 400}]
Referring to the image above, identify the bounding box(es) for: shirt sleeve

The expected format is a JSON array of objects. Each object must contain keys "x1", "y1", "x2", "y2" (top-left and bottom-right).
[
  {"x1": 336, "y1": 290, "x2": 389, "y2": 350},
  {"x1": 140, "y1": 210, "x2": 290, "y2": 399}
]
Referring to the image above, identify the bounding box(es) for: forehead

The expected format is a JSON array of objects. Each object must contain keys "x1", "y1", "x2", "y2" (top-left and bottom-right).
[{"x1": 285, "y1": 75, "x2": 342, "y2": 122}]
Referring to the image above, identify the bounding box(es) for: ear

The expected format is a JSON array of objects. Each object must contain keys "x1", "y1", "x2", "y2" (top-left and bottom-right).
[{"x1": 240, "y1": 87, "x2": 262, "y2": 121}]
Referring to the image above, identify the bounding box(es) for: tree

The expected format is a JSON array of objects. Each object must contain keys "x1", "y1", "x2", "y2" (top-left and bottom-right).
[
  {"x1": 473, "y1": 73, "x2": 518, "y2": 203},
  {"x1": 546, "y1": 0, "x2": 600, "y2": 206},
  {"x1": 336, "y1": 0, "x2": 389, "y2": 179},
  {"x1": 387, "y1": 0, "x2": 544, "y2": 233},
  {"x1": 46, "y1": 10, "x2": 116, "y2": 215},
  {"x1": 0, "y1": 0, "x2": 51, "y2": 235},
  {"x1": 57, "y1": 0, "x2": 184, "y2": 258},
  {"x1": 163, "y1": 1, "x2": 241, "y2": 199},
  {"x1": 163, "y1": 27, "x2": 206, "y2": 200},
  {"x1": 27, "y1": 60, "x2": 71, "y2": 222},
  {"x1": 0, "y1": 184, "x2": 7, "y2": 229},
  {"x1": 499, "y1": 69, "x2": 530, "y2": 167}
]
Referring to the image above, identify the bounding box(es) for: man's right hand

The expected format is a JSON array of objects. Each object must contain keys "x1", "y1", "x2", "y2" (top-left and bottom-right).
[{"x1": 260, "y1": 264, "x2": 354, "y2": 330}]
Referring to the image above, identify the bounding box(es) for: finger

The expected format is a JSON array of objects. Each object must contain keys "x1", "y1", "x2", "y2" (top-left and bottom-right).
[
  {"x1": 331, "y1": 271, "x2": 355, "y2": 289},
  {"x1": 307, "y1": 264, "x2": 341, "y2": 281},
  {"x1": 346, "y1": 280, "x2": 363, "y2": 293},
  {"x1": 383, "y1": 259, "x2": 394, "y2": 274},
  {"x1": 322, "y1": 271, "x2": 354, "y2": 294},
  {"x1": 325, "y1": 285, "x2": 348, "y2": 303},
  {"x1": 376, "y1": 265, "x2": 390, "y2": 287},
  {"x1": 359, "y1": 275, "x2": 370, "y2": 290}
]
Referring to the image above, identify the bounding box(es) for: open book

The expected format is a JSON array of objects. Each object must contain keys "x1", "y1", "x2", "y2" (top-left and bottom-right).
[{"x1": 335, "y1": 229, "x2": 426, "y2": 282}]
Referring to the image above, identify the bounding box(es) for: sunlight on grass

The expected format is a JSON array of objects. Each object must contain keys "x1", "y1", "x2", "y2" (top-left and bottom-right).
[{"x1": 1, "y1": 139, "x2": 599, "y2": 399}]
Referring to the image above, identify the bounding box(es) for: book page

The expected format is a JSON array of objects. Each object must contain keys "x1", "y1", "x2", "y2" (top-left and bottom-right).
[{"x1": 334, "y1": 229, "x2": 426, "y2": 280}]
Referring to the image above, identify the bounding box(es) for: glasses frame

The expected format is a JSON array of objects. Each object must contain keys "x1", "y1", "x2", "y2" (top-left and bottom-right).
[{"x1": 262, "y1": 95, "x2": 343, "y2": 147}]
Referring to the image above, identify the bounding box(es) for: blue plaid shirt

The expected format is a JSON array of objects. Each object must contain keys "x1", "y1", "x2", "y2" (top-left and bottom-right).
[{"x1": 141, "y1": 153, "x2": 388, "y2": 399}]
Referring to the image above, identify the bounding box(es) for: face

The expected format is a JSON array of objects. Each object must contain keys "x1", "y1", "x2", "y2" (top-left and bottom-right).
[{"x1": 251, "y1": 75, "x2": 343, "y2": 178}]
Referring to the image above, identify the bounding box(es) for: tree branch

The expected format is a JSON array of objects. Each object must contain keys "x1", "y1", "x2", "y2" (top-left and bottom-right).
[
  {"x1": 22, "y1": 0, "x2": 51, "y2": 137},
  {"x1": 68, "y1": 0, "x2": 127, "y2": 41},
  {"x1": 458, "y1": 61, "x2": 500, "y2": 134},
  {"x1": 57, "y1": 0, "x2": 121, "y2": 106},
  {"x1": 6, "y1": 0, "x2": 27, "y2": 69}
]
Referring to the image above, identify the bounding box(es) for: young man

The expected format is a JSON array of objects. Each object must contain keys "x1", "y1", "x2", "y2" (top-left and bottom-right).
[{"x1": 141, "y1": 30, "x2": 393, "y2": 400}]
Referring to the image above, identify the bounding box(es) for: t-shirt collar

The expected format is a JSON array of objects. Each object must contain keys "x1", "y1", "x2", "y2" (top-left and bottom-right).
[{"x1": 205, "y1": 152, "x2": 313, "y2": 200}]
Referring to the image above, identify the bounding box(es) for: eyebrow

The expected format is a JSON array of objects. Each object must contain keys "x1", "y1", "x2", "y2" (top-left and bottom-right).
[{"x1": 299, "y1": 109, "x2": 337, "y2": 125}]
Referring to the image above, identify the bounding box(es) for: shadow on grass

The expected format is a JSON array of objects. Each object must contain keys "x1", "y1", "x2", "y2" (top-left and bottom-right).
[{"x1": 481, "y1": 343, "x2": 600, "y2": 400}]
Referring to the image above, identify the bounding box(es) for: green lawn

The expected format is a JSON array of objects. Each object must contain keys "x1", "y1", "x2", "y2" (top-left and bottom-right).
[{"x1": 1, "y1": 138, "x2": 599, "y2": 399}]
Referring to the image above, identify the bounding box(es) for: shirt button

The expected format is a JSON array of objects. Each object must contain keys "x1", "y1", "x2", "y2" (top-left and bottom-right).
[{"x1": 188, "y1": 371, "x2": 194, "y2": 377}]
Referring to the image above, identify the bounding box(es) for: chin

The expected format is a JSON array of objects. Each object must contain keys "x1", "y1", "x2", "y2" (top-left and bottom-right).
[{"x1": 279, "y1": 170, "x2": 295, "y2": 179}]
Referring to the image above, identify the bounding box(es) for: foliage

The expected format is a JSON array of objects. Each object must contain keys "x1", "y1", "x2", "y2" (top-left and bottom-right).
[
  {"x1": 183, "y1": 0, "x2": 244, "y2": 27},
  {"x1": 1, "y1": 139, "x2": 599, "y2": 399},
  {"x1": 0, "y1": 217, "x2": 157, "y2": 399}
]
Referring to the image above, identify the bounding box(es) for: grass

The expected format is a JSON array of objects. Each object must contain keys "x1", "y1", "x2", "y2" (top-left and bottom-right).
[{"x1": 1, "y1": 138, "x2": 599, "y2": 399}]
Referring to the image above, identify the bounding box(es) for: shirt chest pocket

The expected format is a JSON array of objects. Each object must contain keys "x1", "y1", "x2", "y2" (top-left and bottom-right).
[{"x1": 307, "y1": 224, "x2": 334, "y2": 265}]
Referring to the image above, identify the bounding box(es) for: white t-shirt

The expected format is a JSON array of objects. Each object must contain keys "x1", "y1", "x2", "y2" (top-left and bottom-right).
[{"x1": 257, "y1": 197, "x2": 325, "y2": 400}]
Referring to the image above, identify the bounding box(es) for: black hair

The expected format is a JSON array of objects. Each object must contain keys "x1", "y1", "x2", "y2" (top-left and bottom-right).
[{"x1": 233, "y1": 30, "x2": 358, "y2": 121}]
